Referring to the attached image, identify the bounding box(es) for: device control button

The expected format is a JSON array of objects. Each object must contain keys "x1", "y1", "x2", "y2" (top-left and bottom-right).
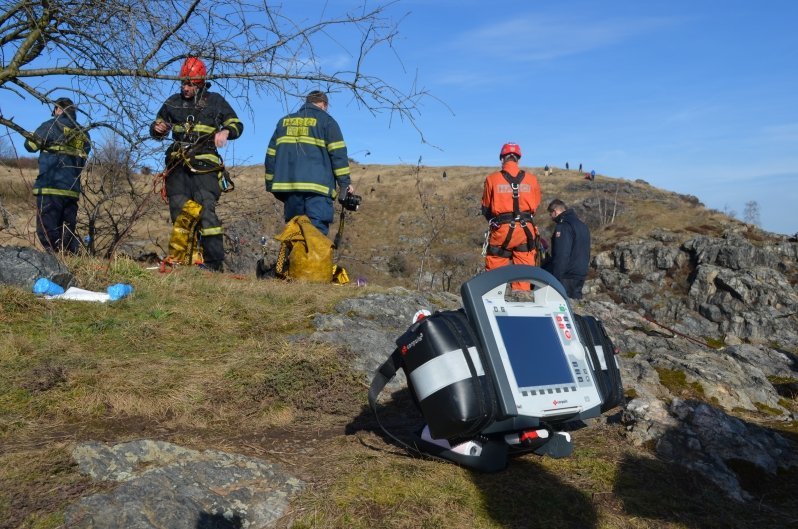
[
  {"x1": 564, "y1": 330, "x2": 572, "y2": 340},
  {"x1": 578, "y1": 377, "x2": 584, "y2": 383}
]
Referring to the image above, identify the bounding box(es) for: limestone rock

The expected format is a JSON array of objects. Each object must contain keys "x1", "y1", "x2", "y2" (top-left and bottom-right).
[
  {"x1": 0, "y1": 245, "x2": 74, "y2": 290},
  {"x1": 67, "y1": 440, "x2": 304, "y2": 529}
]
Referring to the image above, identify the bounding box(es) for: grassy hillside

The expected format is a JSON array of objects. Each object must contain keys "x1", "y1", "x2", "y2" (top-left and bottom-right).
[
  {"x1": 1, "y1": 160, "x2": 760, "y2": 286},
  {"x1": 1, "y1": 161, "x2": 794, "y2": 528}
]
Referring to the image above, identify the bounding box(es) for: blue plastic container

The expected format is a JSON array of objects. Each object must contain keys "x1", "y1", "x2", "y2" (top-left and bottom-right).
[
  {"x1": 33, "y1": 278, "x2": 65, "y2": 296},
  {"x1": 107, "y1": 283, "x2": 134, "y2": 301}
]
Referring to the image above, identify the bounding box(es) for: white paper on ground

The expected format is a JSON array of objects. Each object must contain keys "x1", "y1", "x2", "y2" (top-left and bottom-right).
[{"x1": 45, "y1": 287, "x2": 111, "y2": 303}]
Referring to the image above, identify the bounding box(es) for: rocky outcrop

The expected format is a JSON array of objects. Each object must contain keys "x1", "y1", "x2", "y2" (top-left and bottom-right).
[
  {"x1": 310, "y1": 288, "x2": 461, "y2": 391},
  {"x1": 313, "y1": 228, "x2": 798, "y2": 504},
  {"x1": 583, "y1": 229, "x2": 798, "y2": 501},
  {"x1": 590, "y1": 230, "x2": 798, "y2": 349},
  {"x1": 0, "y1": 245, "x2": 74, "y2": 290},
  {"x1": 656, "y1": 399, "x2": 797, "y2": 503},
  {"x1": 67, "y1": 440, "x2": 303, "y2": 529}
]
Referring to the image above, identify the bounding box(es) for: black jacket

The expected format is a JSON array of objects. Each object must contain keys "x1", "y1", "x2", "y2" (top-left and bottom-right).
[
  {"x1": 150, "y1": 89, "x2": 243, "y2": 170},
  {"x1": 545, "y1": 208, "x2": 590, "y2": 281}
]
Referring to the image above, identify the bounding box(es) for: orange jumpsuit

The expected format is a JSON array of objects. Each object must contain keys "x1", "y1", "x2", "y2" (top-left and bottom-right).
[{"x1": 481, "y1": 160, "x2": 541, "y2": 289}]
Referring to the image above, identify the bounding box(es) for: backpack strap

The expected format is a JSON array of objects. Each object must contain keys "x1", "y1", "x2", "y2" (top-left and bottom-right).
[
  {"x1": 368, "y1": 347, "x2": 404, "y2": 412},
  {"x1": 500, "y1": 169, "x2": 525, "y2": 220},
  {"x1": 368, "y1": 331, "x2": 431, "y2": 458}
]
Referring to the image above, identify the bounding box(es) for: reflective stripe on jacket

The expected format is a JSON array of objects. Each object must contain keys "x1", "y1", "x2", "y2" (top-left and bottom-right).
[
  {"x1": 264, "y1": 103, "x2": 351, "y2": 198},
  {"x1": 24, "y1": 114, "x2": 91, "y2": 196},
  {"x1": 149, "y1": 90, "x2": 243, "y2": 168},
  {"x1": 481, "y1": 160, "x2": 541, "y2": 220}
]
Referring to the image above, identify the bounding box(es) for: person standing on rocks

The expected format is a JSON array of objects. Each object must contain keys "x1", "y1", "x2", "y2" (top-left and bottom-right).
[
  {"x1": 544, "y1": 198, "x2": 590, "y2": 299},
  {"x1": 481, "y1": 142, "x2": 542, "y2": 290},
  {"x1": 23, "y1": 97, "x2": 91, "y2": 254}
]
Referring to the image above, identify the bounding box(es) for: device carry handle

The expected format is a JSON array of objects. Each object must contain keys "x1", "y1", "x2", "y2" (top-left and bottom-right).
[{"x1": 461, "y1": 265, "x2": 569, "y2": 306}]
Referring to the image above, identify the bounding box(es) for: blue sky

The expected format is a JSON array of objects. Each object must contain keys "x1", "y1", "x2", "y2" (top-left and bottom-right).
[
  {"x1": 292, "y1": 0, "x2": 797, "y2": 236},
  {"x1": 4, "y1": 1, "x2": 796, "y2": 235}
]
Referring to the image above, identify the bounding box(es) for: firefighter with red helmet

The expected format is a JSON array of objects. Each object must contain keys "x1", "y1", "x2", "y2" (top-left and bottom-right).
[
  {"x1": 481, "y1": 142, "x2": 542, "y2": 290},
  {"x1": 150, "y1": 57, "x2": 244, "y2": 271}
]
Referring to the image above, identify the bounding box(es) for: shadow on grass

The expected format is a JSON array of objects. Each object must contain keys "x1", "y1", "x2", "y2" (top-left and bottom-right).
[
  {"x1": 349, "y1": 390, "x2": 598, "y2": 529},
  {"x1": 472, "y1": 459, "x2": 597, "y2": 529},
  {"x1": 346, "y1": 388, "x2": 426, "y2": 452},
  {"x1": 615, "y1": 448, "x2": 798, "y2": 528}
]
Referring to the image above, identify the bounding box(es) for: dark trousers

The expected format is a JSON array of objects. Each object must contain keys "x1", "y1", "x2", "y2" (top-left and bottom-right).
[
  {"x1": 561, "y1": 277, "x2": 585, "y2": 299},
  {"x1": 36, "y1": 194, "x2": 79, "y2": 254},
  {"x1": 280, "y1": 193, "x2": 334, "y2": 235},
  {"x1": 166, "y1": 167, "x2": 224, "y2": 269}
]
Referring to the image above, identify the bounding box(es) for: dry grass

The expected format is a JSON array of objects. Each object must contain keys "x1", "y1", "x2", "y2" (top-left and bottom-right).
[
  {"x1": 1, "y1": 160, "x2": 764, "y2": 288},
  {"x1": 1, "y1": 162, "x2": 794, "y2": 528},
  {"x1": 2, "y1": 256, "x2": 797, "y2": 529}
]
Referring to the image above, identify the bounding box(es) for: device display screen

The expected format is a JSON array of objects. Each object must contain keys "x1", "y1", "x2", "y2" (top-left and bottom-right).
[{"x1": 495, "y1": 315, "x2": 575, "y2": 388}]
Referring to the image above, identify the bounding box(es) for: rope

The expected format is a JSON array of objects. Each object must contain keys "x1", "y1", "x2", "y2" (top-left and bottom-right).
[
  {"x1": 152, "y1": 131, "x2": 223, "y2": 203},
  {"x1": 642, "y1": 315, "x2": 711, "y2": 349}
]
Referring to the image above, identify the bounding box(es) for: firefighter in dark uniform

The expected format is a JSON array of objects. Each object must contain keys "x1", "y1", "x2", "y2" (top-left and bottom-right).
[
  {"x1": 24, "y1": 97, "x2": 91, "y2": 254},
  {"x1": 264, "y1": 90, "x2": 353, "y2": 235},
  {"x1": 544, "y1": 198, "x2": 591, "y2": 299},
  {"x1": 150, "y1": 57, "x2": 244, "y2": 271}
]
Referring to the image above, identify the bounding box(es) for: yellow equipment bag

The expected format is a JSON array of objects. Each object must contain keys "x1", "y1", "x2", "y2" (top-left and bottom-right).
[
  {"x1": 274, "y1": 215, "x2": 343, "y2": 283},
  {"x1": 167, "y1": 199, "x2": 203, "y2": 265}
]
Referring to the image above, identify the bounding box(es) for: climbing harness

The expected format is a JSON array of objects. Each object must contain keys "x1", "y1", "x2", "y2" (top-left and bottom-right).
[{"x1": 485, "y1": 170, "x2": 541, "y2": 264}]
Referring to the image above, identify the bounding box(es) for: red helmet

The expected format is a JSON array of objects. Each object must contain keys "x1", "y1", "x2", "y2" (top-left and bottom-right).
[
  {"x1": 179, "y1": 57, "x2": 207, "y2": 86},
  {"x1": 500, "y1": 142, "x2": 522, "y2": 160}
]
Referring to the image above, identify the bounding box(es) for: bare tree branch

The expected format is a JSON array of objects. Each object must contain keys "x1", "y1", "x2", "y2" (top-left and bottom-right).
[
  {"x1": 0, "y1": 0, "x2": 428, "y2": 152},
  {"x1": 0, "y1": 0, "x2": 431, "y2": 259}
]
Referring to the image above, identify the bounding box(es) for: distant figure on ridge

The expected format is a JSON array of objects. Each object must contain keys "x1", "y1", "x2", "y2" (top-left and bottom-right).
[
  {"x1": 24, "y1": 97, "x2": 91, "y2": 254},
  {"x1": 544, "y1": 199, "x2": 590, "y2": 299},
  {"x1": 265, "y1": 90, "x2": 353, "y2": 236},
  {"x1": 481, "y1": 142, "x2": 542, "y2": 291}
]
